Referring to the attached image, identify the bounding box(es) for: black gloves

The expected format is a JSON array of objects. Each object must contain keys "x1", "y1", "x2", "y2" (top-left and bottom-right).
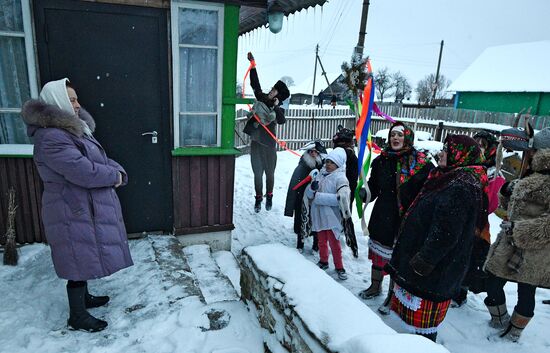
[{"x1": 311, "y1": 181, "x2": 319, "y2": 191}]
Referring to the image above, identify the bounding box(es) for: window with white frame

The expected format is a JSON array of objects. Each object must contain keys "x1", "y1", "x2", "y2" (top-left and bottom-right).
[
  {"x1": 0, "y1": 0, "x2": 38, "y2": 144},
  {"x1": 171, "y1": 1, "x2": 224, "y2": 147}
]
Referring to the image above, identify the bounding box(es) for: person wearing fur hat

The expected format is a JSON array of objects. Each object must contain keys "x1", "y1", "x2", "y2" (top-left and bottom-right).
[
  {"x1": 285, "y1": 140, "x2": 326, "y2": 252},
  {"x1": 332, "y1": 125, "x2": 359, "y2": 258},
  {"x1": 358, "y1": 122, "x2": 434, "y2": 315},
  {"x1": 20, "y1": 79, "x2": 133, "y2": 332},
  {"x1": 243, "y1": 52, "x2": 289, "y2": 213},
  {"x1": 385, "y1": 134, "x2": 487, "y2": 342},
  {"x1": 482, "y1": 127, "x2": 550, "y2": 342},
  {"x1": 305, "y1": 147, "x2": 351, "y2": 280}
]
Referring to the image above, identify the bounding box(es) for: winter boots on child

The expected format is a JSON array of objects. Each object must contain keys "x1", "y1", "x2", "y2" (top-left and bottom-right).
[{"x1": 67, "y1": 282, "x2": 108, "y2": 332}]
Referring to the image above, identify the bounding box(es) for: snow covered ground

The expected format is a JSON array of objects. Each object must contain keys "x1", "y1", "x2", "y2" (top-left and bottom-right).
[
  {"x1": 1, "y1": 149, "x2": 549, "y2": 353},
  {"x1": 233, "y1": 150, "x2": 550, "y2": 353}
]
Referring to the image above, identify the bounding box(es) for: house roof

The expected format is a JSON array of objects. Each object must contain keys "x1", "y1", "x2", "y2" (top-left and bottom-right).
[
  {"x1": 448, "y1": 40, "x2": 550, "y2": 93},
  {"x1": 292, "y1": 72, "x2": 340, "y2": 95},
  {"x1": 238, "y1": 0, "x2": 327, "y2": 35}
]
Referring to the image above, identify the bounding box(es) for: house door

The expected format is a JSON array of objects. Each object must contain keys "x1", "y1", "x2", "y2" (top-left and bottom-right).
[{"x1": 34, "y1": 0, "x2": 173, "y2": 234}]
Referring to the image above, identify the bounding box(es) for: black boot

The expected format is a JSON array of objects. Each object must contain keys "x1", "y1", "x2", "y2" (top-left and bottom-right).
[
  {"x1": 67, "y1": 284, "x2": 108, "y2": 332},
  {"x1": 85, "y1": 283, "x2": 110, "y2": 309},
  {"x1": 265, "y1": 193, "x2": 273, "y2": 211},
  {"x1": 420, "y1": 332, "x2": 437, "y2": 342},
  {"x1": 254, "y1": 195, "x2": 262, "y2": 213}
]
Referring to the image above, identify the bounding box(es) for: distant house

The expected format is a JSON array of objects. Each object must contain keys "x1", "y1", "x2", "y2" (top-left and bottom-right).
[
  {"x1": 449, "y1": 41, "x2": 550, "y2": 115},
  {"x1": 0, "y1": 0, "x2": 327, "y2": 249}
]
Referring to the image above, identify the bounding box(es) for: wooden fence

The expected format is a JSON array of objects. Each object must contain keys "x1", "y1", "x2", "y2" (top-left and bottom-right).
[
  {"x1": 235, "y1": 108, "x2": 356, "y2": 151},
  {"x1": 234, "y1": 106, "x2": 521, "y2": 152},
  {"x1": 377, "y1": 103, "x2": 550, "y2": 130}
]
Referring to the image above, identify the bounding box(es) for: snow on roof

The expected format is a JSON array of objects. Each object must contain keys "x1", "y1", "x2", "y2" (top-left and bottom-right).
[
  {"x1": 448, "y1": 40, "x2": 550, "y2": 93},
  {"x1": 292, "y1": 73, "x2": 340, "y2": 95}
]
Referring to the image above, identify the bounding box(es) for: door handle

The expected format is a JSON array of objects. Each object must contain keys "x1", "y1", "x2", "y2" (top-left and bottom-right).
[{"x1": 141, "y1": 131, "x2": 158, "y2": 143}]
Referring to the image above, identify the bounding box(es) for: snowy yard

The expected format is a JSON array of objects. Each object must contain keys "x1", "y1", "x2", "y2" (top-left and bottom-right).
[{"x1": 1, "y1": 150, "x2": 549, "y2": 353}]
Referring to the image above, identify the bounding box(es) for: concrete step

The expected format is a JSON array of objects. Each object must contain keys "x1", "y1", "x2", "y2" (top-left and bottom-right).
[
  {"x1": 148, "y1": 235, "x2": 203, "y2": 301},
  {"x1": 183, "y1": 244, "x2": 240, "y2": 304}
]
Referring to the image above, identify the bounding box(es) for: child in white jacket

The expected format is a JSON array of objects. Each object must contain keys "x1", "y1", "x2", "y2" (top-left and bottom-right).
[{"x1": 306, "y1": 147, "x2": 352, "y2": 280}]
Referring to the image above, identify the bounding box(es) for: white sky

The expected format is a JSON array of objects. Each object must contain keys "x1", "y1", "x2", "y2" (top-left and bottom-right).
[{"x1": 237, "y1": 0, "x2": 548, "y2": 94}]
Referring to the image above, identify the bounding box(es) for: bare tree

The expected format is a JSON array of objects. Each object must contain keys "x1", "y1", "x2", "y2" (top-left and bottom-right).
[
  {"x1": 374, "y1": 67, "x2": 393, "y2": 102},
  {"x1": 415, "y1": 73, "x2": 451, "y2": 105},
  {"x1": 236, "y1": 82, "x2": 243, "y2": 98},
  {"x1": 392, "y1": 71, "x2": 412, "y2": 103},
  {"x1": 279, "y1": 76, "x2": 295, "y2": 87}
]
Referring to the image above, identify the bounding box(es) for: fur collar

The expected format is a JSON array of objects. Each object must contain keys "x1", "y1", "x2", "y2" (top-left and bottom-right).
[
  {"x1": 532, "y1": 149, "x2": 550, "y2": 172},
  {"x1": 21, "y1": 99, "x2": 96, "y2": 137}
]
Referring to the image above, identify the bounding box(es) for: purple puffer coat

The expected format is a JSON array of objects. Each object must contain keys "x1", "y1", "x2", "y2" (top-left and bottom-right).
[{"x1": 21, "y1": 99, "x2": 133, "y2": 281}]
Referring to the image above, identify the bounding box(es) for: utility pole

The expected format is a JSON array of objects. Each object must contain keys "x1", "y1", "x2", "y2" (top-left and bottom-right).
[
  {"x1": 431, "y1": 40, "x2": 444, "y2": 105},
  {"x1": 316, "y1": 54, "x2": 334, "y2": 95},
  {"x1": 311, "y1": 44, "x2": 319, "y2": 106},
  {"x1": 354, "y1": 0, "x2": 370, "y2": 58}
]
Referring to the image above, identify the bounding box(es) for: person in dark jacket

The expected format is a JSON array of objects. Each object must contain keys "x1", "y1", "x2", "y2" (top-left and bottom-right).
[
  {"x1": 452, "y1": 130, "x2": 497, "y2": 307},
  {"x1": 244, "y1": 52, "x2": 289, "y2": 212},
  {"x1": 358, "y1": 122, "x2": 433, "y2": 312},
  {"x1": 385, "y1": 134, "x2": 487, "y2": 342},
  {"x1": 21, "y1": 78, "x2": 133, "y2": 332},
  {"x1": 332, "y1": 125, "x2": 359, "y2": 258},
  {"x1": 284, "y1": 140, "x2": 326, "y2": 252}
]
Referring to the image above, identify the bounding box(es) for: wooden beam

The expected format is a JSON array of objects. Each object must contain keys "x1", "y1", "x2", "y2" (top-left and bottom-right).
[{"x1": 79, "y1": 0, "x2": 170, "y2": 9}]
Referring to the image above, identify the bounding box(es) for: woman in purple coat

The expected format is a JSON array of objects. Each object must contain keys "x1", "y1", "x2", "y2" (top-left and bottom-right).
[{"x1": 21, "y1": 78, "x2": 133, "y2": 332}]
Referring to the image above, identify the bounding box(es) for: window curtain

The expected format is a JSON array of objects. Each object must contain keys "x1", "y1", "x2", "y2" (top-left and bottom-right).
[
  {"x1": 0, "y1": 0, "x2": 31, "y2": 144},
  {"x1": 177, "y1": 7, "x2": 219, "y2": 146}
]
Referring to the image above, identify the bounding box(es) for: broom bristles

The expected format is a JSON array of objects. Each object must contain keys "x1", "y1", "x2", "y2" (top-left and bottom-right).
[{"x1": 3, "y1": 187, "x2": 18, "y2": 266}]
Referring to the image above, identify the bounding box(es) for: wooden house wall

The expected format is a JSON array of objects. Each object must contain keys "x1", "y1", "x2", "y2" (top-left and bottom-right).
[
  {"x1": 172, "y1": 155, "x2": 235, "y2": 235},
  {"x1": 0, "y1": 158, "x2": 45, "y2": 244}
]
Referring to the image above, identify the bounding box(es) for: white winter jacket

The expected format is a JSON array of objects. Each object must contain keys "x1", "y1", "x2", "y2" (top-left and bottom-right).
[{"x1": 306, "y1": 165, "x2": 350, "y2": 239}]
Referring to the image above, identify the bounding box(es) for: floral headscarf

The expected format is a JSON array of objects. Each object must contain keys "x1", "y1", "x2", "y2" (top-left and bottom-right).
[
  {"x1": 405, "y1": 134, "x2": 489, "y2": 234},
  {"x1": 381, "y1": 122, "x2": 430, "y2": 214}
]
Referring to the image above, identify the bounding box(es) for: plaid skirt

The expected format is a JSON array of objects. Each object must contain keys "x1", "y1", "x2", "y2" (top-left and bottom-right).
[{"x1": 390, "y1": 285, "x2": 451, "y2": 334}]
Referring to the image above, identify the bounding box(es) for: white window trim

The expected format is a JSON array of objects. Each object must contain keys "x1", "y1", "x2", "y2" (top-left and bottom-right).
[
  {"x1": 0, "y1": 0, "x2": 38, "y2": 150},
  {"x1": 171, "y1": 0, "x2": 224, "y2": 148}
]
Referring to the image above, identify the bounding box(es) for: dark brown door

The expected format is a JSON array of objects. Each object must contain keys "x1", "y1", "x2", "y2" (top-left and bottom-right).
[{"x1": 34, "y1": 0, "x2": 173, "y2": 234}]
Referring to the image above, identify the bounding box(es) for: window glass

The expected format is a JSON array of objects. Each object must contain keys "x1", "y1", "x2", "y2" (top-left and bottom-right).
[
  {"x1": 0, "y1": 36, "x2": 30, "y2": 108},
  {"x1": 0, "y1": 0, "x2": 24, "y2": 32},
  {"x1": 178, "y1": 8, "x2": 217, "y2": 46},
  {"x1": 179, "y1": 114, "x2": 217, "y2": 146},
  {"x1": 0, "y1": 112, "x2": 30, "y2": 144},
  {"x1": 179, "y1": 47, "x2": 217, "y2": 113},
  {"x1": 174, "y1": 4, "x2": 222, "y2": 147}
]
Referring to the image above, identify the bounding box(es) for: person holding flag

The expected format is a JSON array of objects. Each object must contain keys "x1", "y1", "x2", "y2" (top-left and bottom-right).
[{"x1": 358, "y1": 122, "x2": 433, "y2": 315}]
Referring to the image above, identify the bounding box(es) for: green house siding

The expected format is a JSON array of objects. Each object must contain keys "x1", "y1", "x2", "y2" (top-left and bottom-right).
[
  {"x1": 538, "y1": 92, "x2": 550, "y2": 116},
  {"x1": 456, "y1": 91, "x2": 550, "y2": 115}
]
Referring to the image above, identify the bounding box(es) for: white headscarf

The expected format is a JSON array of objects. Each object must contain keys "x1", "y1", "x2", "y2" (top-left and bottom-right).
[{"x1": 39, "y1": 78, "x2": 74, "y2": 116}]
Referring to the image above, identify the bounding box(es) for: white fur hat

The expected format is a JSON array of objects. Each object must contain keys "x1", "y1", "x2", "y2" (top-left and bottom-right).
[{"x1": 326, "y1": 147, "x2": 347, "y2": 168}]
